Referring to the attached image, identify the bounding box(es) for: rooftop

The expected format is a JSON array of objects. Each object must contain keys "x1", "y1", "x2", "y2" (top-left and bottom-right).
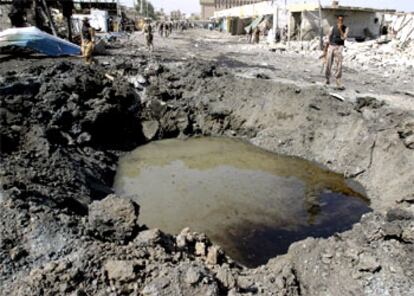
[{"x1": 289, "y1": 3, "x2": 396, "y2": 13}]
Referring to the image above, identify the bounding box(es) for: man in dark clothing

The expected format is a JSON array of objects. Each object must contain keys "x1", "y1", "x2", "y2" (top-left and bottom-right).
[
  {"x1": 325, "y1": 15, "x2": 349, "y2": 89},
  {"x1": 143, "y1": 19, "x2": 154, "y2": 51},
  {"x1": 8, "y1": 0, "x2": 29, "y2": 27}
]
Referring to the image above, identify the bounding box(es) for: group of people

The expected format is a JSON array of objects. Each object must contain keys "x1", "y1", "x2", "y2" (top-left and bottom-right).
[
  {"x1": 81, "y1": 15, "x2": 349, "y2": 88},
  {"x1": 157, "y1": 20, "x2": 193, "y2": 38},
  {"x1": 158, "y1": 21, "x2": 173, "y2": 37},
  {"x1": 142, "y1": 19, "x2": 196, "y2": 52},
  {"x1": 246, "y1": 26, "x2": 261, "y2": 44}
]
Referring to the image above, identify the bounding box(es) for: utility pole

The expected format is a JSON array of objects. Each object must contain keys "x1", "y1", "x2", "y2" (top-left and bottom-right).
[
  {"x1": 140, "y1": 0, "x2": 144, "y2": 16},
  {"x1": 318, "y1": 0, "x2": 323, "y2": 50}
]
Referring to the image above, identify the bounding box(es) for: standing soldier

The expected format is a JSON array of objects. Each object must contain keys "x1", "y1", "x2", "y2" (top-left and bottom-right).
[
  {"x1": 143, "y1": 18, "x2": 154, "y2": 51},
  {"x1": 246, "y1": 26, "x2": 253, "y2": 43},
  {"x1": 164, "y1": 22, "x2": 170, "y2": 38},
  {"x1": 81, "y1": 17, "x2": 95, "y2": 65},
  {"x1": 169, "y1": 21, "x2": 173, "y2": 35},
  {"x1": 325, "y1": 15, "x2": 349, "y2": 89},
  {"x1": 252, "y1": 27, "x2": 260, "y2": 44},
  {"x1": 158, "y1": 21, "x2": 163, "y2": 36}
]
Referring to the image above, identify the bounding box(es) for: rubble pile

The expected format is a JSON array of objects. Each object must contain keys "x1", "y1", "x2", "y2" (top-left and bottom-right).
[
  {"x1": 1, "y1": 54, "x2": 414, "y2": 295},
  {"x1": 344, "y1": 39, "x2": 414, "y2": 73},
  {"x1": 286, "y1": 36, "x2": 414, "y2": 75},
  {"x1": 390, "y1": 13, "x2": 414, "y2": 45}
]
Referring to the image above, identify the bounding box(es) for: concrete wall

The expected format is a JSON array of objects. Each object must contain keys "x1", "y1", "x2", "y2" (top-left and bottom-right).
[
  {"x1": 201, "y1": 4, "x2": 216, "y2": 20},
  {"x1": 293, "y1": 9, "x2": 382, "y2": 41},
  {"x1": 215, "y1": 0, "x2": 284, "y2": 19}
]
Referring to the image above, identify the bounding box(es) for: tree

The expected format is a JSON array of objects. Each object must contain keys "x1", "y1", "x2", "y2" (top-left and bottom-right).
[{"x1": 135, "y1": 0, "x2": 156, "y2": 19}]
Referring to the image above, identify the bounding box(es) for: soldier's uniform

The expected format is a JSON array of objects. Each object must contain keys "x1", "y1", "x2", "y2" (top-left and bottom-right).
[
  {"x1": 325, "y1": 24, "x2": 349, "y2": 88},
  {"x1": 81, "y1": 18, "x2": 95, "y2": 65}
]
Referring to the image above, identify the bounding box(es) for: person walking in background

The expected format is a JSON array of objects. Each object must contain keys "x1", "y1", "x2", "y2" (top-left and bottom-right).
[
  {"x1": 246, "y1": 26, "x2": 253, "y2": 43},
  {"x1": 143, "y1": 18, "x2": 154, "y2": 52},
  {"x1": 325, "y1": 15, "x2": 349, "y2": 89},
  {"x1": 252, "y1": 27, "x2": 260, "y2": 44}
]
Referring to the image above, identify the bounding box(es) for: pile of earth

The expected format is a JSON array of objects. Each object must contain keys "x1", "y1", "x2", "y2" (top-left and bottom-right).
[{"x1": 1, "y1": 59, "x2": 414, "y2": 295}]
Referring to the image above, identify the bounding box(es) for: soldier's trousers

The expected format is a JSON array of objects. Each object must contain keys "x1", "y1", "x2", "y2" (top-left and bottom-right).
[
  {"x1": 82, "y1": 40, "x2": 94, "y2": 64},
  {"x1": 325, "y1": 45, "x2": 344, "y2": 81}
]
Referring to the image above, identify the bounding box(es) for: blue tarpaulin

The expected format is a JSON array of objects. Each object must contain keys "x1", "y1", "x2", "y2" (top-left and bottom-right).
[{"x1": 0, "y1": 27, "x2": 80, "y2": 56}]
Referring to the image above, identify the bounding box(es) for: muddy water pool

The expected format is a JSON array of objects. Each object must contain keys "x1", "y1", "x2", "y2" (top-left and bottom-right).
[{"x1": 114, "y1": 137, "x2": 371, "y2": 267}]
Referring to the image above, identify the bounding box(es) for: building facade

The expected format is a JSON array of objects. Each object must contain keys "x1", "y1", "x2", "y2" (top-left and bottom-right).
[
  {"x1": 200, "y1": 0, "x2": 265, "y2": 20},
  {"x1": 200, "y1": 0, "x2": 215, "y2": 19},
  {"x1": 289, "y1": 3, "x2": 395, "y2": 40}
]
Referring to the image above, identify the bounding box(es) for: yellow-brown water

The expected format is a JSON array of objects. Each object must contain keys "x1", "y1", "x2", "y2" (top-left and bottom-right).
[{"x1": 114, "y1": 137, "x2": 371, "y2": 267}]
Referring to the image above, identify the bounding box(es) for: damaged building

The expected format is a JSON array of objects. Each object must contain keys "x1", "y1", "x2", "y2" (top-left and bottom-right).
[
  {"x1": 211, "y1": 0, "x2": 398, "y2": 42},
  {"x1": 289, "y1": 2, "x2": 395, "y2": 41}
]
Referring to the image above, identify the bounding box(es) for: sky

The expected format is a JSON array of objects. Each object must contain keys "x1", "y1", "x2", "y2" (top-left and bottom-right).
[{"x1": 123, "y1": 0, "x2": 414, "y2": 14}]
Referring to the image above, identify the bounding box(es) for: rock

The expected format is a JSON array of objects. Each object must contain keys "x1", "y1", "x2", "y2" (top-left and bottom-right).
[
  {"x1": 386, "y1": 208, "x2": 414, "y2": 221},
  {"x1": 208, "y1": 104, "x2": 231, "y2": 118},
  {"x1": 142, "y1": 120, "x2": 159, "y2": 141},
  {"x1": 402, "y1": 222, "x2": 414, "y2": 243},
  {"x1": 195, "y1": 242, "x2": 206, "y2": 257},
  {"x1": 206, "y1": 245, "x2": 221, "y2": 265},
  {"x1": 356, "y1": 96, "x2": 385, "y2": 110},
  {"x1": 176, "y1": 234, "x2": 187, "y2": 249},
  {"x1": 134, "y1": 228, "x2": 162, "y2": 246},
  {"x1": 403, "y1": 134, "x2": 414, "y2": 149},
  {"x1": 9, "y1": 246, "x2": 28, "y2": 261},
  {"x1": 104, "y1": 260, "x2": 136, "y2": 283},
  {"x1": 128, "y1": 75, "x2": 147, "y2": 89},
  {"x1": 176, "y1": 227, "x2": 190, "y2": 249},
  {"x1": 77, "y1": 132, "x2": 91, "y2": 144},
  {"x1": 216, "y1": 267, "x2": 236, "y2": 289},
  {"x1": 184, "y1": 267, "x2": 201, "y2": 285},
  {"x1": 88, "y1": 194, "x2": 139, "y2": 243},
  {"x1": 382, "y1": 223, "x2": 402, "y2": 238},
  {"x1": 237, "y1": 276, "x2": 254, "y2": 290},
  {"x1": 142, "y1": 277, "x2": 170, "y2": 295},
  {"x1": 358, "y1": 253, "x2": 381, "y2": 273}
]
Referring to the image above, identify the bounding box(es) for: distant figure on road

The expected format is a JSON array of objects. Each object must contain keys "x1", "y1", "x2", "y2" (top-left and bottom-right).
[
  {"x1": 169, "y1": 21, "x2": 173, "y2": 35},
  {"x1": 143, "y1": 19, "x2": 154, "y2": 51},
  {"x1": 158, "y1": 22, "x2": 164, "y2": 36},
  {"x1": 325, "y1": 15, "x2": 349, "y2": 89},
  {"x1": 165, "y1": 22, "x2": 170, "y2": 37},
  {"x1": 252, "y1": 27, "x2": 260, "y2": 44},
  {"x1": 81, "y1": 17, "x2": 95, "y2": 65},
  {"x1": 246, "y1": 26, "x2": 253, "y2": 43},
  {"x1": 282, "y1": 25, "x2": 288, "y2": 42}
]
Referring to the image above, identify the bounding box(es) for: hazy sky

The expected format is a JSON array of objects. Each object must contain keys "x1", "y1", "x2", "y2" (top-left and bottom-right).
[{"x1": 124, "y1": 0, "x2": 414, "y2": 14}]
